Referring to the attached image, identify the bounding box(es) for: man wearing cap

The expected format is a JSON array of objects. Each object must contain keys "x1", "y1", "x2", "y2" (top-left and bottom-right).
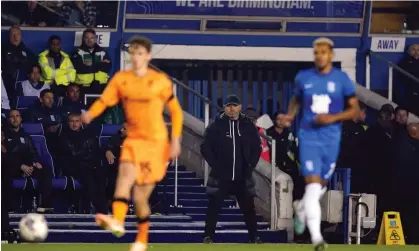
[{"x1": 201, "y1": 94, "x2": 262, "y2": 244}]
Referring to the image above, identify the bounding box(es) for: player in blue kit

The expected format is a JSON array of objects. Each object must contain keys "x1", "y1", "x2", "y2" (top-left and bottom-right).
[{"x1": 281, "y1": 38, "x2": 360, "y2": 250}]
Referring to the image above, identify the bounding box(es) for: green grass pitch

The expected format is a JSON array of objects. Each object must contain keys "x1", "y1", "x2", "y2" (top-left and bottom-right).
[{"x1": 2, "y1": 244, "x2": 418, "y2": 251}]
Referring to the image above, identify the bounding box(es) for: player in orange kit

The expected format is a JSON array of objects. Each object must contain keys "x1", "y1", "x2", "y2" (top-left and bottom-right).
[{"x1": 81, "y1": 36, "x2": 183, "y2": 251}]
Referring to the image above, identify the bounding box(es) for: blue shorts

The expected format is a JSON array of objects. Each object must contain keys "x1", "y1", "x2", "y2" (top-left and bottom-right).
[{"x1": 299, "y1": 140, "x2": 340, "y2": 181}]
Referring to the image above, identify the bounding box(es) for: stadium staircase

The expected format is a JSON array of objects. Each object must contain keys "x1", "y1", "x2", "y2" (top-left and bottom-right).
[{"x1": 10, "y1": 164, "x2": 287, "y2": 243}]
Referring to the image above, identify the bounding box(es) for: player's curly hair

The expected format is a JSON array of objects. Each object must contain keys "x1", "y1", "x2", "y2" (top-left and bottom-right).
[{"x1": 128, "y1": 36, "x2": 152, "y2": 52}]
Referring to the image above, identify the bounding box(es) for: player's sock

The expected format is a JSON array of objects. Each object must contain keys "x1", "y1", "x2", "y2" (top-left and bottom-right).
[
  {"x1": 136, "y1": 216, "x2": 150, "y2": 244},
  {"x1": 303, "y1": 183, "x2": 324, "y2": 245},
  {"x1": 112, "y1": 198, "x2": 129, "y2": 223}
]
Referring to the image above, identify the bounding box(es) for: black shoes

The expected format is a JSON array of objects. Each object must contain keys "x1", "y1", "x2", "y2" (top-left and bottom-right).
[
  {"x1": 203, "y1": 236, "x2": 213, "y2": 244},
  {"x1": 203, "y1": 236, "x2": 262, "y2": 244},
  {"x1": 249, "y1": 236, "x2": 263, "y2": 244}
]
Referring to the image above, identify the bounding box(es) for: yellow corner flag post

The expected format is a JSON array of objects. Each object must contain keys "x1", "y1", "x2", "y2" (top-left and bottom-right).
[{"x1": 377, "y1": 211, "x2": 405, "y2": 245}]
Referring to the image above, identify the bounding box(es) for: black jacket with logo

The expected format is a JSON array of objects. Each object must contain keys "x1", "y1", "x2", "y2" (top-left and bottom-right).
[
  {"x1": 3, "y1": 126, "x2": 39, "y2": 166},
  {"x1": 26, "y1": 101, "x2": 63, "y2": 127},
  {"x1": 201, "y1": 112, "x2": 261, "y2": 182},
  {"x1": 59, "y1": 126, "x2": 101, "y2": 175}
]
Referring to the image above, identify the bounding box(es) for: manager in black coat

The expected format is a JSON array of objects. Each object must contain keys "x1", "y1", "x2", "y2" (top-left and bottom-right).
[{"x1": 201, "y1": 95, "x2": 262, "y2": 243}]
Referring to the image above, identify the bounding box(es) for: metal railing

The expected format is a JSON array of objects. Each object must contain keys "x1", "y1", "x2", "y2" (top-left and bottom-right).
[{"x1": 366, "y1": 50, "x2": 419, "y2": 101}]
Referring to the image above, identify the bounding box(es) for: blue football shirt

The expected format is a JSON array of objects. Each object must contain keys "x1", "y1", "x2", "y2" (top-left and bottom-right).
[{"x1": 294, "y1": 67, "x2": 356, "y2": 142}]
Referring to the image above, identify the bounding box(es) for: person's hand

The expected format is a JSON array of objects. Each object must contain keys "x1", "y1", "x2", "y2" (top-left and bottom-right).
[
  {"x1": 315, "y1": 114, "x2": 337, "y2": 125},
  {"x1": 280, "y1": 114, "x2": 294, "y2": 128},
  {"x1": 47, "y1": 124, "x2": 59, "y2": 133},
  {"x1": 21, "y1": 165, "x2": 33, "y2": 176},
  {"x1": 38, "y1": 22, "x2": 47, "y2": 27},
  {"x1": 81, "y1": 112, "x2": 92, "y2": 125},
  {"x1": 105, "y1": 150, "x2": 116, "y2": 165},
  {"x1": 170, "y1": 137, "x2": 181, "y2": 158},
  {"x1": 103, "y1": 59, "x2": 110, "y2": 63},
  {"x1": 33, "y1": 162, "x2": 42, "y2": 169}
]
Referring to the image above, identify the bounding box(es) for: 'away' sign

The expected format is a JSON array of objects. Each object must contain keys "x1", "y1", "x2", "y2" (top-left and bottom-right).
[{"x1": 371, "y1": 37, "x2": 406, "y2": 52}]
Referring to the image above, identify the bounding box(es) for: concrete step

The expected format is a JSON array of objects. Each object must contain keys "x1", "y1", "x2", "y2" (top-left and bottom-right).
[
  {"x1": 24, "y1": 229, "x2": 287, "y2": 243},
  {"x1": 156, "y1": 185, "x2": 205, "y2": 193},
  {"x1": 162, "y1": 178, "x2": 203, "y2": 186},
  {"x1": 165, "y1": 171, "x2": 196, "y2": 179},
  {"x1": 10, "y1": 221, "x2": 270, "y2": 231}
]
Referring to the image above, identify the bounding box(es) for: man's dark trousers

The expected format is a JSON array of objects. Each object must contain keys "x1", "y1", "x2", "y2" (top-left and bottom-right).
[{"x1": 204, "y1": 179, "x2": 258, "y2": 241}]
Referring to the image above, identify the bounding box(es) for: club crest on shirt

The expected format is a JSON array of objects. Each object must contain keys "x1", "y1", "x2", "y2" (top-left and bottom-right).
[{"x1": 327, "y1": 81, "x2": 335, "y2": 93}]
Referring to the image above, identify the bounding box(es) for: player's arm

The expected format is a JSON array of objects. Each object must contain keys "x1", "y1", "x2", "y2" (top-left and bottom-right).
[
  {"x1": 83, "y1": 73, "x2": 121, "y2": 124},
  {"x1": 287, "y1": 96, "x2": 301, "y2": 120},
  {"x1": 282, "y1": 75, "x2": 302, "y2": 126},
  {"x1": 332, "y1": 96, "x2": 360, "y2": 122},
  {"x1": 331, "y1": 73, "x2": 359, "y2": 122},
  {"x1": 162, "y1": 76, "x2": 183, "y2": 140}
]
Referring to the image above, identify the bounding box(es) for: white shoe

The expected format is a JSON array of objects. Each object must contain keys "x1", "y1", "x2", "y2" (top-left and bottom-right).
[
  {"x1": 95, "y1": 213, "x2": 126, "y2": 237},
  {"x1": 130, "y1": 242, "x2": 147, "y2": 251},
  {"x1": 293, "y1": 200, "x2": 306, "y2": 235}
]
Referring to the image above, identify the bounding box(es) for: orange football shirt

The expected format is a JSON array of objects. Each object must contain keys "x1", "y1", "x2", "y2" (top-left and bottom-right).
[{"x1": 88, "y1": 68, "x2": 183, "y2": 141}]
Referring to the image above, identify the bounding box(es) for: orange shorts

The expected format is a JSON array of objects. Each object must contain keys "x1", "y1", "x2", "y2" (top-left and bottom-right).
[{"x1": 120, "y1": 138, "x2": 170, "y2": 185}]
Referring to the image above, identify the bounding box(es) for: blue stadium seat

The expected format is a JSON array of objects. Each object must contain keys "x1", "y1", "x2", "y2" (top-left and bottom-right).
[
  {"x1": 22, "y1": 123, "x2": 44, "y2": 135},
  {"x1": 12, "y1": 178, "x2": 29, "y2": 190},
  {"x1": 101, "y1": 124, "x2": 121, "y2": 137},
  {"x1": 16, "y1": 96, "x2": 38, "y2": 109}
]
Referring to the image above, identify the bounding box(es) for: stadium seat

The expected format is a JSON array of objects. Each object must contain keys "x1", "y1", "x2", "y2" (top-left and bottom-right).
[
  {"x1": 16, "y1": 96, "x2": 38, "y2": 109},
  {"x1": 101, "y1": 124, "x2": 121, "y2": 137},
  {"x1": 12, "y1": 178, "x2": 29, "y2": 190},
  {"x1": 22, "y1": 123, "x2": 44, "y2": 135}
]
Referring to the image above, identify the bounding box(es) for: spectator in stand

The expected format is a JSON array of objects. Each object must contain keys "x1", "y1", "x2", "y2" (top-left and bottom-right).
[
  {"x1": 3, "y1": 109, "x2": 53, "y2": 212},
  {"x1": 266, "y1": 111, "x2": 302, "y2": 199},
  {"x1": 1, "y1": 128, "x2": 18, "y2": 242},
  {"x1": 60, "y1": 83, "x2": 87, "y2": 119},
  {"x1": 395, "y1": 106, "x2": 409, "y2": 126},
  {"x1": 16, "y1": 64, "x2": 50, "y2": 97},
  {"x1": 71, "y1": 28, "x2": 111, "y2": 95},
  {"x1": 245, "y1": 107, "x2": 270, "y2": 162},
  {"x1": 2, "y1": 77, "x2": 10, "y2": 122},
  {"x1": 392, "y1": 123, "x2": 419, "y2": 244},
  {"x1": 61, "y1": 1, "x2": 97, "y2": 27},
  {"x1": 366, "y1": 105, "x2": 395, "y2": 213},
  {"x1": 59, "y1": 112, "x2": 107, "y2": 213},
  {"x1": 26, "y1": 89, "x2": 62, "y2": 135},
  {"x1": 339, "y1": 102, "x2": 368, "y2": 192},
  {"x1": 1, "y1": 26, "x2": 36, "y2": 101},
  {"x1": 19, "y1": 1, "x2": 49, "y2": 27},
  {"x1": 39, "y1": 35, "x2": 75, "y2": 96},
  {"x1": 398, "y1": 44, "x2": 419, "y2": 116},
  {"x1": 102, "y1": 123, "x2": 127, "y2": 200},
  {"x1": 201, "y1": 94, "x2": 261, "y2": 244}
]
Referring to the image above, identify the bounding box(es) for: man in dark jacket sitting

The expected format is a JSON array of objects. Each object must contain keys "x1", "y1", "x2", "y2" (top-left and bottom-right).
[
  {"x1": 201, "y1": 95, "x2": 262, "y2": 244},
  {"x1": 59, "y1": 111, "x2": 106, "y2": 213},
  {"x1": 3, "y1": 109, "x2": 53, "y2": 212},
  {"x1": 102, "y1": 123, "x2": 126, "y2": 200},
  {"x1": 26, "y1": 89, "x2": 62, "y2": 134},
  {"x1": 60, "y1": 83, "x2": 87, "y2": 120}
]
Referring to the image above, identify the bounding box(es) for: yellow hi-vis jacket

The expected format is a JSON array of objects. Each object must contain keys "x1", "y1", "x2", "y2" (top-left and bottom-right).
[{"x1": 39, "y1": 50, "x2": 76, "y2": 86}]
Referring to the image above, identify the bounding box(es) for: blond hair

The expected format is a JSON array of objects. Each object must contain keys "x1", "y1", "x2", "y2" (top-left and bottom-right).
[{"x1": 313, "y1": 37, "x2": 334, "y2": 49}]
